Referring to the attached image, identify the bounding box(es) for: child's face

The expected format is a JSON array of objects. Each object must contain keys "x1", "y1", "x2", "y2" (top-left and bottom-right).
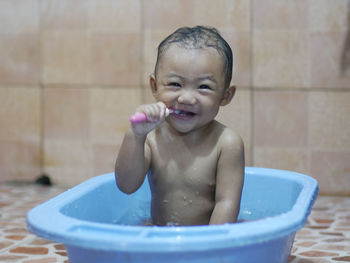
[{"x1": 151, "y1": 45, "x2": 233, "y2": 134}]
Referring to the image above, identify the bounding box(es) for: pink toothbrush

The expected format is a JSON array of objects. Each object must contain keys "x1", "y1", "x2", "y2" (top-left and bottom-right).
[{"x1": 130, "y1": 108, "x2": 175, "y2": 124}]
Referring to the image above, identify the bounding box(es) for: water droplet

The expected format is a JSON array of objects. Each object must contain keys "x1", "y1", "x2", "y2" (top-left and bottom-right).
[{"x1": 183, "y1": 196, "x2": 187, "y2": 201}]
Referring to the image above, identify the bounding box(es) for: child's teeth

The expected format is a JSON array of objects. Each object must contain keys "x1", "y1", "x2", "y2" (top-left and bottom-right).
[{"x1": 174, "y1": 110, "x2": 181, "y2": 114}]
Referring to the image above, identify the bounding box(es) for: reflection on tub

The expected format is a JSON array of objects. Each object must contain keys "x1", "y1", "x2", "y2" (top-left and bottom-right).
[{"x1": 27, "y1": 167, "x2": 318, "y2": 263}]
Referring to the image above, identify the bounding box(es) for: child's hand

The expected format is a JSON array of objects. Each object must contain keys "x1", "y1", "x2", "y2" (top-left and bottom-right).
[{"x1": 131, "y1": 102, "x2": 167, "y2": 136}]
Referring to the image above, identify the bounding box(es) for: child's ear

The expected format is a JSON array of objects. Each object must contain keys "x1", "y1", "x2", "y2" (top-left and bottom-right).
[
  {"x1": 149, "y1": 74, "x2": 158, "y2": 99},
  {"x1": 220, "y1": 85, "x2": 236, "y2": 106}
]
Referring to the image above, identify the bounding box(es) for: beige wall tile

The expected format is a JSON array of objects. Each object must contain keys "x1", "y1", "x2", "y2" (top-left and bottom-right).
[
  {"x1": 194, "y1": 0, "x2": 250, "y2": 30},
  {"x1": 253, "y1": 30, "x2": 310, "y2": 88},
  {"x1": 141, "y1": 29, "x2": 168, "y2": 85},
  {"x1": 216, "y1": 88, "x2": 252, "y2": 165},
  {"x1": 41, "y1": 31, "x2": 90, "y2": 84},
  {"x1": 253, "y1": 0, "x2": 309, "y2": 30},
  {"x1": 0, "y1": 0, "x2": 348, "y2": 193},
  {"x1": 309, "y1": 91, "x2": 350, "y2": 149},
  {"x1": 0, "y1": 0, "x2": 39, "y2": 34},
  {"x1": 44, "y1": 87, "x2": 90, "y2": 141},
  {"x1": 0, "y1": 141, "x2": 41, "y2": 182},
  {"x1": 143, "y1": 0, "x2": 195, "y2": 30},
  {"x1": 222, "y1": 30, "x2": 251, "y2": 87},
  {"x1": 254, "y1": 90, "x2": 308, "y2": 147},
  {"x1": 143, "y1": 84, "x2": 155, "y2": 104},
  {"x1": 90, "y1": 87, "x2": 143, "y2": 143},
  {"x1": 40, "y1": 0, "x2": 88, "y2": 30},
  {"x1": 92, "y1": 143, "x2": 118, "y2": 176},
  {"x1": 0, "y1": 1, "x2": 40, "y2": 84},
  {"x1": 309, "y1": 0, "x2": 349, "y2": 31},
  {"x1": 254, "y1": 147, "x2": 309, "y2": 174},
  {"x1": 0, "y1": 86, "x2": 41, "y2": 181},
  {"x1": 311, "y1": 151, "x2": 350, "y2": 195},
  {"x1": 0, "y1": 87, "x2": 40, "y2": 141},
  {"x1": 44, "y1": 140, "x2": 92, "y2": 186},
  {"x1": 90, "y1": 33, "x2": 141, "y2": 85},
  {"x1": 88, "y1": 0, "x2": 140, "y2": 33},
  {"x1": 0, "y1": 34, "x2": 40, "y2": 84},
  {"x1": 310, "y1": 32, "x2": 350, "y2": 88}
]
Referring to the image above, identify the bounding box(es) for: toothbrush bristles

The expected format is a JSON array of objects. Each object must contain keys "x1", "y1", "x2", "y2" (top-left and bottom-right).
[
  {"x1": 168, "y1": 108, "x2": 181, "y2": 115},
  {"x1": 167, "y1": 108, "x2": 182, "y2": 115}
]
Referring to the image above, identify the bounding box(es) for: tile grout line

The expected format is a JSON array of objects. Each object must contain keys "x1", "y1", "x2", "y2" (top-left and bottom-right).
[
  {"x1": 0, "y1": 234, "x2": 37, "y2": 254},
  {"x1": 38, "y1": 0, "x2": 45, "y2": 178},
  {"x1": 140, "y1": 0, "x2": 146, "y2": 105},
  {"x1": 249, "y1": 0, "x2": 255, "y2": 166},
  {"x1": 291, "y1": 196, "x2": 350, "y2": 262}
]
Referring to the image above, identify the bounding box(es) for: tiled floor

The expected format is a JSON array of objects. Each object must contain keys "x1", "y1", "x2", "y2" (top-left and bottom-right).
[{"x1": 1, "y1": 183, "x2": 350, "y2": 263}]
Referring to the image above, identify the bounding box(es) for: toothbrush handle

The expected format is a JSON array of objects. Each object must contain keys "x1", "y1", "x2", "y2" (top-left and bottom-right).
[
  {"x1": 130, "y1": 108, "x2": 171, "y2": 124},
  {"x1": 130, "y1": 112, "x2": 147, "y2": 124}
]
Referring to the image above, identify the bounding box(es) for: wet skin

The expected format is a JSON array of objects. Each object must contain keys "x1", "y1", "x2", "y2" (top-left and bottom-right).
[{"x1": 116, "y1": 45, "x2": 244, "y2": 226}]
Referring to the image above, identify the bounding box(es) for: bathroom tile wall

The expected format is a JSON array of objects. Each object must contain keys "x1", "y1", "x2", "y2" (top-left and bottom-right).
[
  {"x1": 0, "y1": 0, "x2": 349, "y2": 195},
  {"x1": 252, "y1": 0, "x2": 350, "y2": 196}
]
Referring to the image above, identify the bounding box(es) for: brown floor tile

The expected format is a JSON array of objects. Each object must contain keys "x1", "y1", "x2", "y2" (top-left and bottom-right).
[
  {"x1": 22, "y1": 258, "x2": 58, "y2": 263},
  {"x1": 296, "y1": 259, "x2": 331, "y2": 263},
  {"x1": 323, "y1": 238, "x2": 349, "y2": 243},
  {"x1": 55, "y1": 251, "x2": 67, "y2": 257},
  {"x1": 54, "y1": 244, "x2": 66, "y2": 250},
  {"x1": 10, "y1": 246, "x2": 49, "y2": 255},
  {"x1": 296, "y1": 241, "x2": 317, "y2": 247},
  {"x1": 332, "y1": 256, "x2": 350, "y2": 262},
  {"x1": 0, "y1": 241, "x2": 13, "y2": 250},
  {"x1": 289, "y1": 255, "x2": 296, "y2": 262},
  {"x1": 299, "y1": 250, "x2": 339, "y2": 257},
  {"x1": 4, "y1": 227, "x2": 29, "y2": 234},
  {"x1": 0, "y1": 202, "x2": 10, "y2": 207},
  {"x1": 5, "y1": 235, "x2": 26, "y2": 240},
  {"x1": 315, "y1": 244, "x2": 350, "y2": 251},
  {"x1": 30, "y1": 239, "x2": 54, "y2": 245},
  {"x1": 314, "y1": 219, "x2": 335, "y2": 224},
  {"x1": 319, "y1": 231, "x2": 345, "y2": 237},
  {"x1": 0, "y1": 255, "x2": 27, "y2": 262}
]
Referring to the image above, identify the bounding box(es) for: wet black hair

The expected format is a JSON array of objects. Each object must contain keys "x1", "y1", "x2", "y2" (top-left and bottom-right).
[{"x1": 154, "y1": 25, "x2": 233, "y2": 88}]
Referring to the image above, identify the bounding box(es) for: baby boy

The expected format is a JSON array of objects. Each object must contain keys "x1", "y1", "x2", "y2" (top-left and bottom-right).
[{"x1": 115, "y1": 26, "x2": 244, "y2": 226}]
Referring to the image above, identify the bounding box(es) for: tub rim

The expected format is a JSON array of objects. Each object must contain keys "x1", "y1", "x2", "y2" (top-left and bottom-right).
[{"x1": 27, "y1": 167, "x2": 318, "y2": 253}]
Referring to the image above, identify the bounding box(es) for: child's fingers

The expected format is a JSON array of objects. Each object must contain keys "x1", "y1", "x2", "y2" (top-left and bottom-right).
[
  {"x1": 156, "y1": 101, "x2": 167, "y2": 120},
  {"x1": 130, "y1": 103, "x2": 168, "y2": 136},
  {"x1": 145, "y1": 103, "x2": 166, "y2": 123},
  {"x1": 140, "y1": 105, "x2": 155, "y2": 122},
  {"x1": 135, "y1": 102, "x2": 166, "y2": 123}
]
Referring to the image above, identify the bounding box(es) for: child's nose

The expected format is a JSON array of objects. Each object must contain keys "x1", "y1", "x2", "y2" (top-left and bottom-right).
[{"x1": 177, "y1": 90, "x2": 197, "y2": 105}]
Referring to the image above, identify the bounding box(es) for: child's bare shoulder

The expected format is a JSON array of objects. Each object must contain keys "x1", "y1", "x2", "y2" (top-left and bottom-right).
[{"x1": 215, "y1": 122, "x2": 244, "y2": 152}]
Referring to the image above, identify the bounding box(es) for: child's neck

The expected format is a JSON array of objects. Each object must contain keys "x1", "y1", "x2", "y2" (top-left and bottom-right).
[{"x1": 164, "y1": 120, "x2": 217, "y2": 143}]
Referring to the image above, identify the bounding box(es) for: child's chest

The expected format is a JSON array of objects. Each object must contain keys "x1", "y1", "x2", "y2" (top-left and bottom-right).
[{"x1": 148, "y1": 137, "x2": 220, "y2": 191}]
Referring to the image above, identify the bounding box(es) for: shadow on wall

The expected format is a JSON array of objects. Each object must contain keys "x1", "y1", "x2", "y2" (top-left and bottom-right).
[{"x1": 341, "y1": 1, "x2": 350, "y2": 75}]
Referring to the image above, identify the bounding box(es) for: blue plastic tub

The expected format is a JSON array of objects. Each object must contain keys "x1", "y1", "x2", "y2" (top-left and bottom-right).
[{"x1": 27, "y1": 167, "x2": 318, "y2": 263}]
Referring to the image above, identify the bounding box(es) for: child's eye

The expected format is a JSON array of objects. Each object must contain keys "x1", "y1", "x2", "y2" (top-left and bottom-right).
[
  {"x1": 198, "y1": 85, "x2": 212, "y2": 90},
  {"x1": 168, "y1": 82, "x2": 181, "y2": 88}
]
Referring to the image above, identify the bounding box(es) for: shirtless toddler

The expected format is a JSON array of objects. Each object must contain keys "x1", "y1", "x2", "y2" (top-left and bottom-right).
[{"x1": 115, "y1": 26, "x2": 244, "y2": 226}]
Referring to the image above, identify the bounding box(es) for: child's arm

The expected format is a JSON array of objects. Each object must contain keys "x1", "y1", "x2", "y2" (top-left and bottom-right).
[
  {"x1": 115, "y1": 102, "x2": 167, "y2": 194},
  {"x1": 209, "y1": 131, "x2": 245, "y2": 224}
]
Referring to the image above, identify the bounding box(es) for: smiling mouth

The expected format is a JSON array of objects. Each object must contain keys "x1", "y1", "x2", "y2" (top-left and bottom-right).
[{"x1": 171, "y1": 109, "x2": 196, "y2": 119}]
